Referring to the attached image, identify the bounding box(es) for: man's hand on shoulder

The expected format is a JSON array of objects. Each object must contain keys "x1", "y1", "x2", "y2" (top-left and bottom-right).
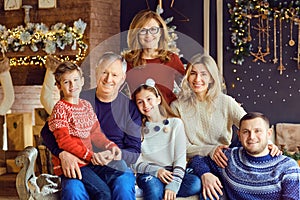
[
  {"x1": 212, "y1": 145, "x2": 229, "y2": 168},
  {"x1": 59, "y1": 151, "x2": 86, "y2": 180},
  {"x1": 268, "y1": 143, "x2": 282, "y2": 157}
]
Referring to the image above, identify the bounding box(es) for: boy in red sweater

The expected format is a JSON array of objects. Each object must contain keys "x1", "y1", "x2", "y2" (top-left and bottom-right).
[{"x1": 48, "y1": 61, "x2": 127, "y2": 200}]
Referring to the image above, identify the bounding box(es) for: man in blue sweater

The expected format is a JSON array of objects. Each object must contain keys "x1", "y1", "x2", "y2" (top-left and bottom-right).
[
  {"x1": 41, "y1": 52, "x2": 141, "y2": 200},
  {"x1": 189, "y1": 112, "x2": 300, "y2": 200}
]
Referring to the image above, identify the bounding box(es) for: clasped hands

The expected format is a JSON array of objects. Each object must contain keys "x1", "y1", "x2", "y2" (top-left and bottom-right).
[
  {"x1": 59, "y1": 146, "x2": 121, "y2": 180},
  {"x1": 91, "y1": 146, "x2": 122, "y2": 166}
]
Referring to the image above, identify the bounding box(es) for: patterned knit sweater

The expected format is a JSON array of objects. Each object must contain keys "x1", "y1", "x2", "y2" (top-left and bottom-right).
[
  {"x1": 191, "y1": 147, "x2": 300, "y2": 200},
  {"x1": 48, "y1": 99, "x2": 116, "y2": 175},
  {"x1": 171, "y1": 93, "x2": 246, "y2": 159},
  {"x1": 133, "y1": 118, "x2": 186, "y2": 194}
]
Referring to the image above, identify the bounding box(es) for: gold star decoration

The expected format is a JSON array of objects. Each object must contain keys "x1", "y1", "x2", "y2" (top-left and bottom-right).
[
  {"x1": 250, "y1": 46, "x2": 270, "y2": 63},
  {"x1": 272, "y1": 57, "x2": 278, "y2": 64}
]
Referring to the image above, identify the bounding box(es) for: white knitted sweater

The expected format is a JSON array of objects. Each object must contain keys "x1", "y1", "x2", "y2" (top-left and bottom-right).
[
  {"x1": 171, "y1": 93, "x2": 246, "y2": 159},
  {"x1": 133, "y1": 118, "x2": 187, "y2": 193}
]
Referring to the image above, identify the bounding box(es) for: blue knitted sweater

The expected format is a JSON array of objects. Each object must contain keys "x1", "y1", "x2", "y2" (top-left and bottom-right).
[{"x1": 192, "y1": 147, "x2": 300, "y2": 200}]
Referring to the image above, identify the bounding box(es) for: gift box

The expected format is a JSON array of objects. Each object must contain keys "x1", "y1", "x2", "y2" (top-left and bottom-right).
[
  {"x1": 6, "y1": 113, "x2": 33, "y2": 151},
  {"x1": 34, "y1": 108, "x2": 49, "y2": 125}
]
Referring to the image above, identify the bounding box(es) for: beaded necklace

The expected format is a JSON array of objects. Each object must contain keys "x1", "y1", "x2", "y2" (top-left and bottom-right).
[{"x1": 143, "y1": 119, "x2": 170, "y2": 135}]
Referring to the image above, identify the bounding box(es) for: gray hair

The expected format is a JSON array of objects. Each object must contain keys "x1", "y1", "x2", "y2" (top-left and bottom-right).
[{"x1": 96, "y1": 52, "x2": 127, "y2": 74}]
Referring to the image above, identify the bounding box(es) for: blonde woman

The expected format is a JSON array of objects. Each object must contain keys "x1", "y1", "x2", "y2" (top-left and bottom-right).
[{"x1": 171, "y1": 54, "x2": 280, "y2": 169}]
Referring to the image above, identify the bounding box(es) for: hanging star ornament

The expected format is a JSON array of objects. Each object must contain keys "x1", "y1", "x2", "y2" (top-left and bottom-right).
[
  {"x1": 250, "y1": 46, "x2": 269, "y2": 63},
  {"x1": 272, "y1": 57, "x2": 278, "y2": 64}
]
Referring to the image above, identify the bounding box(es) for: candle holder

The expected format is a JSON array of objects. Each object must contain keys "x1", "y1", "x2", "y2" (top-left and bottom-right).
[{"x1": 22, "y1": 5, "x2": 33, "y2": 25}]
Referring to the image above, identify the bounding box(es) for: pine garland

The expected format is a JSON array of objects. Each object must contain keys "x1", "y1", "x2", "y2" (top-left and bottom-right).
[{"x1": 227, "y1": 0, "x2": 300, "y2": 65}]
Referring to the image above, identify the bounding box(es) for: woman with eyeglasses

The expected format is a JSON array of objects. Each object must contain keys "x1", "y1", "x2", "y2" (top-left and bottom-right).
[{"x1": 123, "y1": 9, "x2": 185, "y2": 105}]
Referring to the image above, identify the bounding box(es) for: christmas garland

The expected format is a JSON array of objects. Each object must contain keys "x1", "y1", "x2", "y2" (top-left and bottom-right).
[
  {"x1": 0, "y1": 19, "x2": 88, "y2": 66},
  {"x1": 227, "y1": 0, "x2": 300, "y2": 65},
  {"x1": 0, "y1": 18, "x2": 87, "y2": 55}
]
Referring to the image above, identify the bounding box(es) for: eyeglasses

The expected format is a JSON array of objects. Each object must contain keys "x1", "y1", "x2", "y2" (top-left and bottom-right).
[{"x1": 138, "y1": 27, "x2": 160, "y2": 35}]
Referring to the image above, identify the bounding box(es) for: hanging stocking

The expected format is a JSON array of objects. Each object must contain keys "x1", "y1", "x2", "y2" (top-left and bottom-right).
[
  {"x1": 40, "y1": 55, "x2": 61, "y2": 115},
  {"x1": 0, "y1": 55, "x2": 14, "y2": 115}
]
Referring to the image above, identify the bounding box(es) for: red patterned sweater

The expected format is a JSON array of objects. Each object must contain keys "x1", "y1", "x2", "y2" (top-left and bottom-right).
[{"x1": 48, "y1": 99, "x2": 116, "y2": 175}]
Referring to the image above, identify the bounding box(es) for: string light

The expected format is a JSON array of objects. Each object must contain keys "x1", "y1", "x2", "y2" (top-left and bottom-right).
[
  {"x1": 0, "y1": 19, "x2": 88, "y2": 66},
  {"x1": 227, "y1": 0, "x2": 300, "y2": 65},
  {"x1": 8, "y1": 47, "x2": 87, "y2": 67}
]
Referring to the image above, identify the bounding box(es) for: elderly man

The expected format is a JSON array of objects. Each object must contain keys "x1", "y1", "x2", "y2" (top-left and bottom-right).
[
  {"x1": 189, "y1": 112, "x2": 300, "y2": 200},
  {"x1": 41, "y1": 52, "x2": 141, "y2": 200}
]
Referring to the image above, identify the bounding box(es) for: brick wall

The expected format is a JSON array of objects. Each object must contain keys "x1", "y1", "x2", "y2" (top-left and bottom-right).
[
  {"x1": 0, "y1": 0, "x2": 121, "y2": 148},
  {"x1": 0, "y1": 0, "x2": 121, "y2": 88},
  {"x1": 88, "y1": 0, "x2": 121, "y2": 88},
  {"x1": 0, "y1": 0, "x2": 121, "y2": 108},
  {"x1": 0, "y1": 86, "x2": 43, "y2": 125},
  {"x1": 89, "y1": 0, "x2": 121, "y2": 50}
]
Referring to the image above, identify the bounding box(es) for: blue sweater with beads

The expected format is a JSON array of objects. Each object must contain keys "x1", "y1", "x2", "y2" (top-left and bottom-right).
[{"x1": 191, "y1": 147, "x2": 300, "y2": 200}]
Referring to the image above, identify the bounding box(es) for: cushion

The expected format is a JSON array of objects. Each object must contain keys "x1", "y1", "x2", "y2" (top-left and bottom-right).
[{"x1": 276, "y1": 123, "x2": 300, "y2": 152}]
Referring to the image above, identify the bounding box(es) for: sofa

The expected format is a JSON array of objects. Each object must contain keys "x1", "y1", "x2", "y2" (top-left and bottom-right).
[
  {"x1": 15, "y1": 146, "x2": 199, "y2": 200},
  {"x1": 16, "y1": 122, "x2": 299, "y2": 199}
]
